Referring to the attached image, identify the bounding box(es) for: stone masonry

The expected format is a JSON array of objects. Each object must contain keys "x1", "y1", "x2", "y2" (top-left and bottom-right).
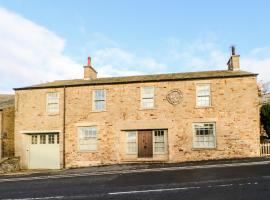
[
  {"x1": 0, "y1": 95, "x2": 15, "y2": 159},
  {"x1": 14, "y1": 75, "x2": 260, "y2": 169}
]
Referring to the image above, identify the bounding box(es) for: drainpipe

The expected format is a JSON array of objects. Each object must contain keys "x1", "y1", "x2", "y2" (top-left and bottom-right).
[
  {"x1": 62, "y1": 86, "x2": 66, "y2": 168},
  {"x1": 0, "y1": 109, "x2": 3, "y2": 160}
]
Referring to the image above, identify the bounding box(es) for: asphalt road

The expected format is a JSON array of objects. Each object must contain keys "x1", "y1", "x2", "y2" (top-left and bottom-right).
[{"x1": 1, "y1": 163, "x2": 270, "y2": 200}]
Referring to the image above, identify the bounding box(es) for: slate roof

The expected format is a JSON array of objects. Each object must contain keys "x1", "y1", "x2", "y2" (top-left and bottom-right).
[
  {"x1": 14, "y1": 70, "x2": 257, "y2": 90},
  {"x1": 0, "y1": 94, "x2": 15, "y2": 109}
]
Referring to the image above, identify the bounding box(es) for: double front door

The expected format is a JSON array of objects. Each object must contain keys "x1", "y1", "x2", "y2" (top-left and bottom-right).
[{"x1": 138, "y1": 130, "x2": 153, "y2": 158}]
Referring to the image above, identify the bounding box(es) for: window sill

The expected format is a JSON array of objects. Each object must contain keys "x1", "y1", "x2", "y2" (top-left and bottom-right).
[
  {"x1": 46, "y1": 112, "x2": 60, "y2": 116},
  {"x1": 192, "y1": 147, "x2": 217, "y2": 151},
  {"x1": 153, "y1": 152, "x2": 167, "y2": 155},
  {"x1": 78, "y1": 150, "x2": 98, "y2": 153},
  {"x1": 91, "y1": 110, "x2": 107, "y2": 113},
  {"x1": 139, "y1": 107, "x2": 156, "y2": 111},
  {"x1": 195, "y1": 106, "x2": 214, "y2": 109}
]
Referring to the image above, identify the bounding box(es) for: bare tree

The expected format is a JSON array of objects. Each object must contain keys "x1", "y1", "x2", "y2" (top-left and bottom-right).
[{"x1": 262, "y1": 82, "x2": 270, "y2": 94}]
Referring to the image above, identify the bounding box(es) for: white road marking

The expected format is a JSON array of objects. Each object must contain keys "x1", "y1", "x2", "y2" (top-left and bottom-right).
[
  {"x1": 1, "y1": 160, "x2": 270, "y2": 182},
  {"x1": 2, "y1": 196, "x2": 64, "y2": 200},
  {"x1": 108, "y1": 186, "x2": 201, "y2": 195},
  {"x1": 108, "y1": 182, "x2": 259, "y2": 195}
]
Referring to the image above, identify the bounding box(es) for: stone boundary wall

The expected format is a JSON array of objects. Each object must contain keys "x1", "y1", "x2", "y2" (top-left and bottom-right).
[{"x1": 0, "y1": 157, "x2": 20, "y2": 174}]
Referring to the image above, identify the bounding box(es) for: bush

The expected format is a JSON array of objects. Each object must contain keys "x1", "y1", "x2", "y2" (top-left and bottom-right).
[{"x1": 261, "y1": 104, "x2": 270, "y2": 137}]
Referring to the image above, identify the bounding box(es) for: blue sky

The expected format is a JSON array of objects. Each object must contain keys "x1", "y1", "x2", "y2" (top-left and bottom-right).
[{"x1": 0, "y1": 0, "x2": 270, "y2": 93}]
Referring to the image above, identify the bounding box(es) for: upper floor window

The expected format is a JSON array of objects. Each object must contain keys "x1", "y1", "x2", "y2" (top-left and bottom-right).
[
  {"x1": 196, "y1": 84, "x2": 211, "y2": 107},
  {"x1": 193, "y1": 122, "x2": 216, "y2": 149},
  {"x1": 141, "y1": 86, "x2": 155, "y2": 108},
  {"x1": 47, "y1": 92, "x2": 60, "y2": 113},
  {"x1": 78, "y1": 126, "x2": 98, "y2": 151},
  {"x1": 93, "y1": 90, "x2": 106, "y2": 111}
]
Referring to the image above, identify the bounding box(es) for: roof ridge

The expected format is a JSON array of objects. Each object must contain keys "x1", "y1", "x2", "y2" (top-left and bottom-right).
[{"x1": 14, "y1": 70, "x2": 257, "y2": 91}]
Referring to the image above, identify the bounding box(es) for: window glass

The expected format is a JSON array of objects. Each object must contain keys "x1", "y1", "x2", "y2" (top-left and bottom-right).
[
  {"x1": 47, "y1": 92, "x2": 60, "y2": 113},
  {"x1": 141, "y1": 87, "x2": 154, "y2": 108},
  {"x1": 196, "y1": 84, "x2": 211, "y2": 107},
  {"x1": 31, "y1": 135, "x2": 38, "y2": 144},
  {"x1": 40, "y1": 135, "x2": 46, "y2": 144},
  {"x1": 93, "y1": 90, "x2": 106, "y2": 111},
  {"x1": 48, "y1": 134, "x2": 55, "y2": 144},
  {"x1": 154, "y1": 130, "x2": 165, "y2": 153},
  {"x1": 78, "y1": 127, "x2": 98, "y2": 151},
  {"x1": 126, "y1": 131, "x2": 137, "y2": 154},
  {"x1": 193, "y1": 123, "x2": 216, "y2": 148}
]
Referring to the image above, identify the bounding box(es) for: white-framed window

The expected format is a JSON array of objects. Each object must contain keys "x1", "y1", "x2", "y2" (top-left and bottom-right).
[
  {"x1": 40, "y1": 135, "x2": 46, "y2": 144},
  {"x1": 126, "y1": 131, "x2": 137, "y2": 154},
  {"x1": 93, "y1": 90, "x2": 106, "y2": 111},
  {"x1": 48, "y1": 134, "x2": 55, "y2": 144},
  {"x1": 31, "y1": 135, "x2": 38, "y2": 144},
  {"x1": 47, "y1": 92, "x2": 60, "y2": 113},
  {"x1": 193, "y1": 123, "x2": 216, "y2": 149},
  {"x1": 196, "y1": 84, "x2": 211, "y2": 107},
  {"x1": 153, "y1": 130, "x2": 166, "y2": 153},
  {"x1": 141, "y1": 86, "x2": 155, "y2": 108},
  {"x1": 78, "y1": 126, "x2": 98, "y2": 151}
]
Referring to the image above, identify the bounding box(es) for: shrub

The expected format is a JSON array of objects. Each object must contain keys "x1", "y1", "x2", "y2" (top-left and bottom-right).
[{"x1": 261, "y1": 104, "x2": 270, "y2": 137}]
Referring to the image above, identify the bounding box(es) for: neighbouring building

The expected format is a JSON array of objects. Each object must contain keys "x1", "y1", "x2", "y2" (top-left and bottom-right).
[
  {"x1": 260, "y1": 93, "x2": 270, "y2": 105},
  {"x1": 14, "y1": 49, "x2": 260, "y2": 169},
  {"x1": 0, "y1": 95, "x2": 15, "y2": 159}
]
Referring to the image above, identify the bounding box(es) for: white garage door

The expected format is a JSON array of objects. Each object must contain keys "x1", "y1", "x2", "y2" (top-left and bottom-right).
[{"x1": 28, "y1": 133, "x2": 60, "y2": 169}]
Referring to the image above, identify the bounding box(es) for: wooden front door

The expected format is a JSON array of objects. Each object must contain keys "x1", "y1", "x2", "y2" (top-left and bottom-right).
[{"x1": 138, "y1": 130, "x2": 153, "y2": 158}]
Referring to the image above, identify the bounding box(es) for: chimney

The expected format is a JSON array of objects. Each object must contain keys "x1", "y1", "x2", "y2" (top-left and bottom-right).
[
  {"x1": 227, "y1": 46, "x2": 240, "y2": 71},
  {"x1": 84, "y1": 57, "x2": 97, "y2": 80}
]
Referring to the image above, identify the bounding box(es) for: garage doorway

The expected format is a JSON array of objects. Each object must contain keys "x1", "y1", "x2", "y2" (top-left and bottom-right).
[{"x1": 28, "y1": 133, "x2": 60, "y2": 169}]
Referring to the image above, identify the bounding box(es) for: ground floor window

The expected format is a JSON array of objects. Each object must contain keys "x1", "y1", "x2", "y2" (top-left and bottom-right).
[
  {"x1": 154, "y1": 130, "x2": 166, "y2": 153},
  {"x1": 78, "y1": 126, "x2": 98, "y2": 151},
  {"x1": 193, "y1": 123, "x2": 216, "y2": 149},
  {"x1": 126, "y1": 131, "x2": 137, "y2": 154},
  {"x1": 30, "y1": 133, "x2": 59, "y2": 145}
]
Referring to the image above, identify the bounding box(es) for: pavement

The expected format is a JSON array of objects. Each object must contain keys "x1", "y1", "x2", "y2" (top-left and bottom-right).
[{"x1": 0, "y1": 157, "x2": 270, "y2": 199}]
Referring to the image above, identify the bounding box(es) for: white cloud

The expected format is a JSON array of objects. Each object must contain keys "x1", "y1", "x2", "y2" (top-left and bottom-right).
[
  {"x1": 165, "y1": 37, "x2": 270, "y2": 82},
  {"x1": 0, "y1": 6, "x2": 269, "y2": 94},
  {"x1": 93, "y1": 48, "x2": 167, "y2": 77},
  {"x1": 0, "y1": 7, "x2": 168, "y2": 93},
  {"x1": 0, "y1": 7, "x2": 83, "y2": 93}
]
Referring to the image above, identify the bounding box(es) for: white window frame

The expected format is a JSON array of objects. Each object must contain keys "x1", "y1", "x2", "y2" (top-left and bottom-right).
[
  {"x1": 153, "y1": 130, "x2": 167, "y2": 154},
  {"x1": 196, "y1": 84, "x2": 211, "y2": 107},
  {"x1": 193, "y1": 122, "x2": 216, "y2": 149},
  {"x1": 140, "y1": 86, "x2": 155, "y2": 109},
  {"x1": 78, "y1": 126, "x2": 98, "y2": 152},
  {"x1": 46, "y1": 92, "x2": 60, "y2": 113},
  {"x1": 92, "y1": 90, "x2": 106, "y2": 111},
  {"x1": 126, "y1": 131, "x2": 138, "y2": 154}
]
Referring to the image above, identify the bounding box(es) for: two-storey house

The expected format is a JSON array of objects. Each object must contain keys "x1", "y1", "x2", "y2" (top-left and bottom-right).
[{"x1": 14, "y1": 49, "x2": 260, "y2": 169}]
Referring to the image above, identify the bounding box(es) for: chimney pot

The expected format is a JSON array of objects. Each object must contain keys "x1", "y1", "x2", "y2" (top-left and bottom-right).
[
  {"x1": 84, "y1": 56, "x2": 97, "y2": 80},
  {"x1": 227, "y1": 46, "x2": 240, "y2": 71},
  {"x1": 231, "y1": 46, "x2": 236, "y2": 55},
  {"x1": 87, "y1": 56, "x2": 91, "y2": 66}
]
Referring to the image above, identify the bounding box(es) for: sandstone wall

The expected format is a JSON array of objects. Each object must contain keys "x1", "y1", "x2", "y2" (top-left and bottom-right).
[
  {"x1": 0, "y1": 106, "x2": 15, "y2": 158},
  {"x1": 15, "y1": 76, "x2": 260, "y2": 169}
]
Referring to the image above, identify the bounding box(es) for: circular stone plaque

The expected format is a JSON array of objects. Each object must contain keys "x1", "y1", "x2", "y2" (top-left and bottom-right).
[{"x1": 166, "y1": 89, "x2": 183, "y2": 105}]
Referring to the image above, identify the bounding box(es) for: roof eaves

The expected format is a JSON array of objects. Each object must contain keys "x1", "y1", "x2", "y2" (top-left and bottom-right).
[{"x1": 14, "y1": 73, "x2": 257, "y2": 91}]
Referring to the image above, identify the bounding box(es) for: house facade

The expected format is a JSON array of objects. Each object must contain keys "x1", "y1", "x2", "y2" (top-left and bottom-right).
[
  {"x1": 14, "y1": 52, "x2": 260, "y2": 169},
  {"x1": 0, "y1": 95, "x2": 15, "y2": 159}
]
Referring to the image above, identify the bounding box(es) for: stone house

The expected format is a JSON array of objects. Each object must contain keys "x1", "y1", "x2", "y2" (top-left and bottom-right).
[
  {"x1": 14, "y1": 50, "x2": 260, "y2": 169},
  {"x1": 260, "y1": 93, "x2": 270, "y2": 105},
  {"x1": 0, "y1": 95, "x2": 15, "y2": 159}
]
